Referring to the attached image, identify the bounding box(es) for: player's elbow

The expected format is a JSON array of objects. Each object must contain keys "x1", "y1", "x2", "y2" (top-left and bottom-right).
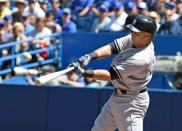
[{"x1": 93, "y1": 70, "x2": 111, "y2": 81}]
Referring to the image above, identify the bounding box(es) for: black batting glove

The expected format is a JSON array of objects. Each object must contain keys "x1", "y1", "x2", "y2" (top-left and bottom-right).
[{"x1": 69, "y1": 62, "x2": 94, "y2": 77}]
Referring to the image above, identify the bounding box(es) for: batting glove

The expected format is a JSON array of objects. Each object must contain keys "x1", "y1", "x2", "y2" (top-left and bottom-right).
[
  {"x1": 71, "y1": 62, "x2": 85, "y2": 75},
  {"x1": 70, "y1": 62, "x2": 94, "y2": 77},
  {"x1": 68, "y1": 61, "x2": 79, "y2": 67},
  {"x1": 78, "y1": 54, "x2": 91, "y2": 67},
  {"x1": 77, "y1": 52, "x2": 98, "y2": 67}
]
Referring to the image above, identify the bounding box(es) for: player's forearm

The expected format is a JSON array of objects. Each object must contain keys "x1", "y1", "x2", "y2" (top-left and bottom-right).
[
  {"x1": 84, "y1": 69, "x2": 111, "y2": 81},
  {"x1": 75, "y1": 44, "x2": 113, "y2": 67},
  {"x1": 93, "y1": 44, "x2": 112, "y2": 59}
]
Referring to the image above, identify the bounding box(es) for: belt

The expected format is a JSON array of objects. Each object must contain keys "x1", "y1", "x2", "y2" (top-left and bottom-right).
[{"x1": 114, "y1": 88, "x2": 147, "y2": 95}]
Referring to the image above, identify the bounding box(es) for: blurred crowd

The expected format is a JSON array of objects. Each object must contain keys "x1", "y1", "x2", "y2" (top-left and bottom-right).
[{"x1": 0, "y1": 0, "x2": 182, "y2": 36}]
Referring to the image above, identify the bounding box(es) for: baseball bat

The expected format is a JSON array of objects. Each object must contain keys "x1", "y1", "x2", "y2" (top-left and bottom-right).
[{"x1": 35, "y1": 66, "x2": 75, "y2": 85}]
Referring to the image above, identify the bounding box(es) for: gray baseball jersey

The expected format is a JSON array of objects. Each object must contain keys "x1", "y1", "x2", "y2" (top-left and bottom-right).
[
  {"x1": 111, "y1": 34, "x2": 155, "y2": 92},
  {"x1": 91, "y1": 34, "x2": 154, "y2": 131}
]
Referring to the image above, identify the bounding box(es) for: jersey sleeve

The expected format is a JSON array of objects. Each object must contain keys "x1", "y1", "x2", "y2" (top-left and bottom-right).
[{"x1": 112, "y1": 34, "x2": 132, "y2": 53}]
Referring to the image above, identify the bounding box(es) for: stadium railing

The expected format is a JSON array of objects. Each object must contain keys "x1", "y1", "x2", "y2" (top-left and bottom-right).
[{"x1": 0, "y1": 33, "x2": 62, "y2": 76}]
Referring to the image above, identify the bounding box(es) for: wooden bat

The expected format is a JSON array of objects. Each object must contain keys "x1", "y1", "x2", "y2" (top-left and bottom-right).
[{"x1": 35, "y1": 66, "x2": 75, "y2": 85}]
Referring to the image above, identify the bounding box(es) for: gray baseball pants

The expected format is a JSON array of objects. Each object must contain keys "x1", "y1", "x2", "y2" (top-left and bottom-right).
[{"x1": 91, "y1": 91, "x2": 149, "y2": 131}]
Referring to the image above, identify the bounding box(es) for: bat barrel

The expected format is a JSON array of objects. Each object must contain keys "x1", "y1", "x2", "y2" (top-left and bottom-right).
[{"x1": 35, "y1": 67, "x2": 75, "y2": 85}]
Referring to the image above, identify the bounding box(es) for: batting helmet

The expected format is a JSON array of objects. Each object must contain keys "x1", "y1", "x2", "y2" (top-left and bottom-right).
[{"x1": 126, "y1": 15, "x2": 157, "y2": 36}]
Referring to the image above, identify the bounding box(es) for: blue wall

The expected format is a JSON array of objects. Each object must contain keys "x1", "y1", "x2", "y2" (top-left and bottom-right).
[
  {"x1": 0, "y1": 85, "x2": 47, "y2": 131},
  {"x1": 0, "y1": 84, "x2": 182, "y2": 131}
]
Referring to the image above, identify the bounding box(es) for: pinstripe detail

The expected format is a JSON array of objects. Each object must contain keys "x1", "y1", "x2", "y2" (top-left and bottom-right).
[
  {"x1": 112, "y1": 65, "x2": 123, "y2": 80},
  {"x1": 130, "y1": 114, "x2": 133, "y2": 131},
  {"x1": 114, "y1": 40, "x2": 121, "y2": 52}
]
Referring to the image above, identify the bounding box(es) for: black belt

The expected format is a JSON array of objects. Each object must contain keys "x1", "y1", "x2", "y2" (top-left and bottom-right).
[{"x1": 114, "y1": 88, "x2": 147, "y2": 95}]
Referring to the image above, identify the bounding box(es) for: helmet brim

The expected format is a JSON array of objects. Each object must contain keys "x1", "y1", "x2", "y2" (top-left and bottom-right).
[{"x1": 126, "y1": 24, "x2": 141, "y2": 32}]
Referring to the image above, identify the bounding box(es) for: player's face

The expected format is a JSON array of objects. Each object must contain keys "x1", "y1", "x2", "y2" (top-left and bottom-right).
[{"x1": 131, "y1": 32, "x2": 152, "y2": 48}]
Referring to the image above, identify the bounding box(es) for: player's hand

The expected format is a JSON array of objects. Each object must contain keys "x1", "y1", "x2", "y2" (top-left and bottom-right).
[
  {"x1": 71, "y1": 62, "x2": 85, "y2": 75},
  {"x1": 77, "y1": 54, "x2": 91, "y2": 67},
  {"x1": 68, "y1": 61, "x2": 80, "y2": 68}
]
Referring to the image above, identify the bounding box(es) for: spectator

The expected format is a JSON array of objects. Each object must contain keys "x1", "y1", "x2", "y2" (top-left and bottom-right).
[
  {"x1": 29, "y1": 15, "x2": 37, "y2": 26},
  {"x1": 70, "y1": 0, "x2": 95, "y2": 30},
  {"x1": 158, "y1": 12, "x2": 171, "y2": 35},
  {"x1": 9, "y1": 22, "x2": 30, "y2": 65},
  {"x1": 20, "y1": 12, "x2": 35, "y2": 37},
  {"x1": 0, "y1": 19, "x2": 9, "y2": 44},
  {"x1": 12, "y1": 11, "x2": 22, "y2": 23},
  {"x1": 48, "y1": 0, "x2": 62, "y2": 23},
  {"x1": 169, "y1": 15, "x2": 182, "y2": 35},
  {"x1": 12, "y1": 0, "x2": 27, "y2": 22},
  {"x1": 158, "y1": 3, "x2": 181, "y2": 35},
  {"x1": 156, "y1": 0, "x2": 166, "y2": 15},
  {"x1": 31, "y1": 17, "x2": 52, "y2": 60},
  {"x1": 0, "y1": 19, "x2": 13, "y2": 78},
  {"x1": 124, "y1": 1, "x2": 138, "y2": 16},
  {"x1": 46, "y1": 21, "x2": 62, "y2": 33},
  {"x1": 108, "y1": 2, "x2": 128, "y2": 32},
  {"x1": 38, "y1": 0, "x2": 49, "y2": 12},
  {"x1": 59, "y1": 0, "x2": 70, "y2": 8},
  {"x1": 12, "y1": 0, "x2": 27, "y2": 14},
  {"x1": 10, "y1": 22, "x2": 29, "y2": 53},
  {"x1": 91, "y1": 4, "x2": 111, "y2": 33},
  {"x1": 0, "y1": 0, "x2": 12, "y2": 19},
  {"x1": 0, "y1": 19, "x2": 12, "y2": 43},
  {"x1": 145, "y1": 0, "x2": 156, "y2": 11},
  {"x1": 46, "y1": 11, "x2": 62, "y2": 33},
  {"x1": 0, "y1": 19, "x2": 6, "y2": 43},
  {"x1": 46, "y1": 11, "x2": 55, "y2": 22},
  {"x1": 137, "y1": 1, "x2": 148, "y2": 16},
  {"x1": 70, "y1": 0, "x2": 94, "y2": 17},
  {"x1": 4, "y1": 15, "x2": 13, "y2": 36},
  {"x1": 176, "y1": 1, "x2": 182, "y2": 14},
  {"x1": 60, "y1": 8, "x2": 77, "y2": 33},
  {"x1": 23, "y1": 0, "x2": 45, "y2": 18},
  {"x1": 91, "y1": 0, "x2": 119, "y2": 17},
  {"x1": 165, "y1": 2, "x2": 179, "y2": 21},
  {"x1": 124, "y1": 1, "x2": 139, "y2": 29},
  {"x1": 147, "y1": 11, "x2": 161, "y2": 32}
]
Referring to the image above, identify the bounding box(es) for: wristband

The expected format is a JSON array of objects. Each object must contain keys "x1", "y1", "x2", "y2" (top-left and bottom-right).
[
  {"x1": 83, "y1": 70, "x2": 94, "y2": 77},
  {"x1": 89, "y1": 52, "x2": 98, "y2": 60}
]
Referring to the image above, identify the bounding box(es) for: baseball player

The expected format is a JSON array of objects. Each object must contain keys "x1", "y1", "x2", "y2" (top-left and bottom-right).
[{"x1": 71, "y1": 15, "x2": 157, "y2": 131}]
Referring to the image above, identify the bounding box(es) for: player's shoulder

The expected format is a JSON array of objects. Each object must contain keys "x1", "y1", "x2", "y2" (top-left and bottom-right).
[
  {"x1": 114, "y1": 34, "x2": 132, "y2": 49},
  {"x1": 116, "y1": 34, "x2": 132, "y2": 42},
  {"x1": 132, "y1": 49, "x2": 154, "y2": 66}
]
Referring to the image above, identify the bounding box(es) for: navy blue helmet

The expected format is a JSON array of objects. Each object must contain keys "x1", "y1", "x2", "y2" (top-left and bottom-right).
[{"x1": 127, "y1": 15, "x2": 157, "y2": 36}]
